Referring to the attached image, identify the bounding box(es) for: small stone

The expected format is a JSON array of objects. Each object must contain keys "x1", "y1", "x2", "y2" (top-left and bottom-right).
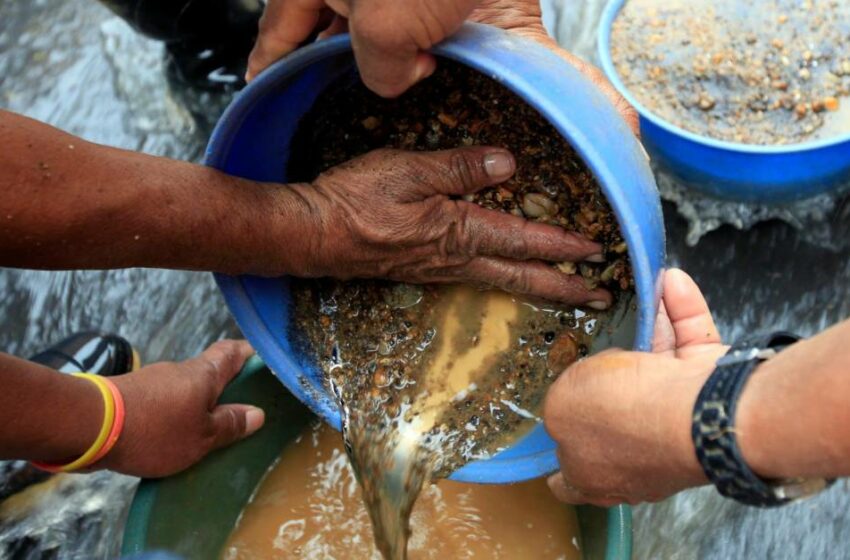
[
  {"x1": 361, "y1": 116, "x2": 380, "y2": 130},
  {"x1": 556, "y1": 262, "x2": 577, "y2": 275},
  {"x1": 600, "y1": 264, "x2": 617, "y2": 283},
  {"x1": 698, "y1": 94, "x2": 716, "y2": 111},
  {"x1": 437, "y1": 113, "x2": 458, "y2": 128},
  {"x1": 373, "y1": 367, "x2": 388, "y2": 386},
  {"x1": 794, "y1": 103, "x2": 808, "y2": 118},
  {"x1": 521, "y1": 193, "x2": 558, "y2": 218},
  {"x1": 798, "y1": 68, "x2": 811, "y2": 81},
  {"x1": 777, "y1": 14, "x2": 788, "y2": 24},
  {"x1": 771, "y1": 38, "x2": 784, "y2": 50},
  {"x1": 547, "y1": 333, "x2": 579, "y2": 373},
  {"x1": 824, "y1": 96, "x2": 840, "y2": 111}
]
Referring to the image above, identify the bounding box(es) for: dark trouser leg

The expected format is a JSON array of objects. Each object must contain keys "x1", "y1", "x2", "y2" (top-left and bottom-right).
[{"x1": 97, "y1": 0, "x2": 263, "y2": 91}]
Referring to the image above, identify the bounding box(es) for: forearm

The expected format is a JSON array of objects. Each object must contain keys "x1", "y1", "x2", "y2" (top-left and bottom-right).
[
  {"x1": 0, "y1": 353, "x2": 102, "y2": 462},
  {"x1": 737, "y1": 319, "x2": 850, "y2": 479},
  {"x1": 0, "y1": 110, "x2": 317, "y2": 275}
]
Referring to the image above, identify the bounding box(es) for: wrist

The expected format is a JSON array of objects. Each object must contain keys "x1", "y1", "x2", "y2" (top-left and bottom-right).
[
  {"x1": 735, "y1": 353, "x2": 795, "y2": 480},
  {"x1": 30, "y1": 370, "x2": 104, "y2": 463},
  {"x1": 156, "y1": 166, "x2": 323, "y2": 277},
  {"x1": 668, "y1": 367, "x2": 713, "y2": 486}
]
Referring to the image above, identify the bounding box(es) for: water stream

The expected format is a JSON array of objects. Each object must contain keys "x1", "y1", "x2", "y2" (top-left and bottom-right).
[{"x1": 1, "y1": 0, "x2": 849, "y2": 558}]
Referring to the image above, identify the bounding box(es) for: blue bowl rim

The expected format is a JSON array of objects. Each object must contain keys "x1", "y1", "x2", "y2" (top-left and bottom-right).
[
  {"x1": 597, "y1": 0, "x2": 850, "y2": 155},
  {"x1": 207, "y1": 24, "x2": 661, "y2": 484}
]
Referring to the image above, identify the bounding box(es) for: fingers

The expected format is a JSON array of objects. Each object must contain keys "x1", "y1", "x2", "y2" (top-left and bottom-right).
[
  {"x1": 547, "y1": 473, "x2": 625, "y2": 507},
  {"x1": 547, "y1": 472, "x2": 587, "y2": 504},
  {"x1": 209, "y1": 404, "x2": 265, "y2": 450},
  {"x1": 352, "y1": 34, "x2": 437, "y2": 98},
  {"x1": 456, "y1": 202, "x2": 603, "y2": 263},
  {"x1": 410, "y1": 147, "x2": 516, "y2": 197},
  {"x1": 347, "y1": 0, "x2": 477, "y2": 97},
  {"x1": 661, "y1": 269, "x2": 722, "y2": 357},
  {"x1": 185, "y1": 339, "x2": 255, "y2": 397},
  {"x1": 316, "y1": 14, "x2": 349, "y2": 40},
  {"x1": 246, "y1": 0, "x2": 328, "y2": 82},
  {"x1": 453, "y1": 257, "x2": 612, "y2": 308}
]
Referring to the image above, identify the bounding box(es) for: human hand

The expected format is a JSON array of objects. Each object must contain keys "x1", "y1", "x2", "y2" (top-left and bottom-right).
[
  {"x1": 468, "y1": 0, "x2": 638, "y2": 133},
  {"x1": 246, "y1": 0, "x2": 480, "y2": 96},
  {"x1": 97, "y1": 340, "x2": 264, "y2": 478},
  {"x1": 543, "y1": 269, "x2": 727, "y2": 505},
  {"x1": 288, "y1": 146, "x2": 612, "y2": 307}
]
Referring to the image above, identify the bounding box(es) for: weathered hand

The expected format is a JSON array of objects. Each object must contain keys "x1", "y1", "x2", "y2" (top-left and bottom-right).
[
  {"x1": 543, "y1": 269, "x2": 727, "y2": 506},
  {"x1": 289, "y1": 146, "x2": 612, "y2": 307},
  {"x1": 97, "y1": 340, "x2": 264, "y2": 478},
  {"x1": 246, "y1": 0, "x2": 480, "y2": 96},
  {"x1": 468, "y1": 0, "x2": 639, "y2": 133}
]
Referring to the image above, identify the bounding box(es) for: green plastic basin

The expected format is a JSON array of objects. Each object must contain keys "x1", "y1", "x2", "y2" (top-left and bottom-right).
[{"x1": 121, "y1": 357, "x2": 633, "y2": 559}]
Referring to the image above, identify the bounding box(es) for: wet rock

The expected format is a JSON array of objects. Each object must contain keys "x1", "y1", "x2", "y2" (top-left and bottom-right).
[
  {"x1": 521, "y1": 193, "x2": 558, "y2": 218},
  {"x1": 547, "y1": 333, "x2": 579, "y2": 373},
  {"x1": 383, "y1": 283, "x2": 424, "y2": 310}
]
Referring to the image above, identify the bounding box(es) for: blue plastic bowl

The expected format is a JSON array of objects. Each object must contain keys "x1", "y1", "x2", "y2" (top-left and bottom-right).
[
  {"x1": 206, "y1": 23, "x2": 665, "y2": 483},
  {"x1": 599, "y1": 0, "x2": 850, "y2": 202}
]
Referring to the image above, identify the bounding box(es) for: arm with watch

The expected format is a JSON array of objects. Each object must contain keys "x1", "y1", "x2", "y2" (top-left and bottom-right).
[{"x1": 543, "y1": 268, "x2": 846, "y2": 507}]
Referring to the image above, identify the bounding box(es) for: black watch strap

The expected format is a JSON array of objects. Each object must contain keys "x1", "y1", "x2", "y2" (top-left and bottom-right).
[{"x1": 692, "y1": 332, "x2": 808, "y2": 507}]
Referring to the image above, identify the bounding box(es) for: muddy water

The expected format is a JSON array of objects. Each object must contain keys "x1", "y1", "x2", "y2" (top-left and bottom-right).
[
  {"x1": 222, "y1": 423, "x2": 582, "y2": 560},
  {"x1": 292, "y1": 281, "x2": 600, "y2": 559}
]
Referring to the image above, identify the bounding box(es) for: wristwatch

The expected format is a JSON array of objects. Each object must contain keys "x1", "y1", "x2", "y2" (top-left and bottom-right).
[{"x1": 691, "y1": 332, "x2": 835, "y2": 507}]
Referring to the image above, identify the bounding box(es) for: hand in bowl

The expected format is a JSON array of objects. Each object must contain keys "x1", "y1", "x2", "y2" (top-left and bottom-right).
[{"x1": 285, "y1": 146, "x2": 612, "y2": 307}]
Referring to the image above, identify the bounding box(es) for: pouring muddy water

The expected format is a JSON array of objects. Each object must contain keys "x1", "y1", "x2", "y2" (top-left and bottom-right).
[
  {"x1": 124, "y1": 23, "x2": 664, "y2": 560},
  {"x1": 278, "y1": 57, "x2": 639, "y2": 558}
]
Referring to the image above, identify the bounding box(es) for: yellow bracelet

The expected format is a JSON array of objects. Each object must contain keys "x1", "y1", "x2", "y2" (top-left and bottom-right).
[{"x1": 32, "y1": 373, "x2": 116, "y2": 473}]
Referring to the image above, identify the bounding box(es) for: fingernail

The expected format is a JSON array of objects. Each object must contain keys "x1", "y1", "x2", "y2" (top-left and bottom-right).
[
  {"x1": 484, "y1": 151, "x2": 515, "y2": 179},
  {"x1": 245, "y1": 407, "x2": 265, "y2": 435},
  {"x1": 587, "y1": 300, "x2": 610, "y2": 310},
  {"x1": 585, "y1": 253, "x2": 606, "y2": 263},
  {"x1": 413, "y1": 55, "x2": 437, "y2": 82}
]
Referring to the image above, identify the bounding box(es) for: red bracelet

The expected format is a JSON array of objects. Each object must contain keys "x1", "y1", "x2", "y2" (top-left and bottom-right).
[{"x1": 89, "y1": 376, "x2": 125, "y2": 465}]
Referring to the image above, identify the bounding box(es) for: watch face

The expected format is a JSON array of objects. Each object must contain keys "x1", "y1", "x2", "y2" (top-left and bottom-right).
[{"x1": 771, "y1": 477, "x2": 834, "y2": 502}]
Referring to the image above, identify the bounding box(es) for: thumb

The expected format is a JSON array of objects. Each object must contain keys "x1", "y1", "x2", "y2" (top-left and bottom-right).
[
  {"x1": 414, "y1": 147, "x2": 516, "y2": 197},
  {"x1": 209, "y1": 404, "x2": 265, "y2": 450},
  {"x1": 661, "y1": 268, "x2": 722, "y2": 357}
]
